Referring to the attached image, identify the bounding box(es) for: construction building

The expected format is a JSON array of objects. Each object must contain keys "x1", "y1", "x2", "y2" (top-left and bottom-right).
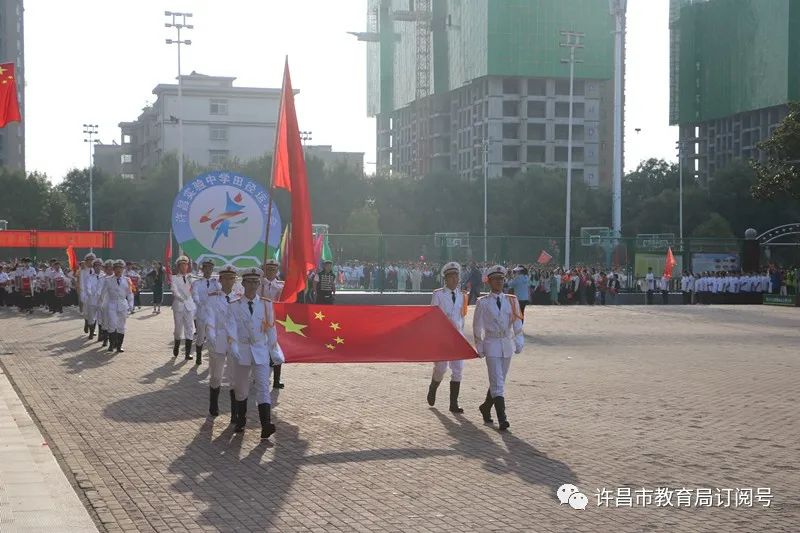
[
  {"x1": 360, "y1": 0, "x2": 620, "y2": 187},
  {"x1": 670, "y1": 0, "x2": 800, "y2": 179}
]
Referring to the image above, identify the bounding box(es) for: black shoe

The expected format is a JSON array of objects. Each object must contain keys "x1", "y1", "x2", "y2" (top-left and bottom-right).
[
  {"x1": 229, "y1": 390, "x2": 237, "y2": 425},
  {"x1": 116, "y1": 334, "x2": 125, "y2": 353},
  {"x1": 234, "y1": 398, "x2": 247, "y2": 433},
  {"x1": 479, "y1": 388, "x2": 494, "y2": 424},
  {"x1": 172, "y1": 339, "x2": 180, "y2": 358},
  {"x1": 88, "y1": 323, "x2": 96, "y2": 339},
  {"x1": 494, "y1": 396, "x2": 510, "y2": 431},
  {"x1": 209, "y1": 387, "x2": 220, "y2": 417},
  {"x1": 272, "y1": 364, "x2": 284, "y2": 389},
  {"x1": 83, "y1": 320, "x2": 88, "y2": 333},
  {"x1": 107, "y1": 332, "x2": 116, "y2": 352},
  {"x1": 184, "y1": 339, "x2": 193, "y2": 360},
  {"x1": 426, "y1": 378, "x2": 441, "y2": 407},
  {"x1": 100, "y1": 328, "x2": 108, "y2": 347},
  {"x1": 449, "y1": 381, "x2": 464, "y2": 413},
  {"x1": 258, "y1": 403, "x2": 276, "y2": 440},
  {"x1": 195, "y1": 344, "x2": 202, "y2": 365}
]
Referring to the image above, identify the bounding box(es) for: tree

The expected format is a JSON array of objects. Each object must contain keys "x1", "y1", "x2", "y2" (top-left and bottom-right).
[
  {"x1": 56, "y1": 168, "x2": 109, "y2": 230},
  {"x1": 0, "y1": 169, "x2": 52, "y2": 229},
  {"x1": 752, "y1": 102, "x2": 800, "y2": 200},
  {"x1": 691, "y1": 213, "x2": 735, "y2": 239}
]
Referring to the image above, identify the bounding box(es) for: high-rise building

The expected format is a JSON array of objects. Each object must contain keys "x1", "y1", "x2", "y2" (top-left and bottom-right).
[
  {"x1": 364, "y1": 0, "x2": 619, "y2": 187},
  {"x1": 0, "y1": 0, "x2": 24, "y2": 170},
  {"x1": 670, "y1": 0, "x2": 799, "y2": 179}
]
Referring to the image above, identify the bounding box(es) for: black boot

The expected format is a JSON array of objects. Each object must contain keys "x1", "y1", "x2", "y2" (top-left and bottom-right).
[
  {"x1": 426, "y1": 378, "x2": 441, "y2": 407},
  {"x1": 116, "y1": 334, "x2": 125, "y2": 353},
  {"x1": 100, "y1": 328, "x2": 108, "y2": 347},
  {"x1": 479, "y1": 389, "x2": 494, "y2": 424},
  {"x1": 449, "y1": 381, "x2": 464, "y2": 413},
  {"x1": 272, "y1": 364, "x2": 284, "y2": 389},
  {"x1": 234, "y1": 398, "x2": 247, "y2": 433},
  {"x1": 107, "y1": 332, "x2": 116, "y2": 352},
  {"x1": 258, "y1": 403, "x2": 276, "y2": 440},
  {"x1": 229, "y1": 390, "x2": 237, "y2": 425},
  {"x1": 184, "y1": 339, "x2": 193, "y2": 360},
  {"x1": 172, "y1": 339, "x2": 180, "y2": 357},
  {"x1": 494, "y1": 396, "x2": 510, "y2": 431},
  {"x1": 84, "y1": 320, "x2": 88, "y2": 333},
  {"x1": 88, "y1": 323, "x2": 96, "y2": 339},
  {"x1": 195, "y1": 344, "x2": 202, "y2": 365},
  {"x1": 209, "y1": 387, "x2": 220, "y2": 417}
]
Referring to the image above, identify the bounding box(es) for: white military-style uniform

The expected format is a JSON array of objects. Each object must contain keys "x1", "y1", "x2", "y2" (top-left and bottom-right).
[
  {"x1": 205, "y1": 289, "x2": 239, "y2": 390},
  {"x1": 258, "y1": 277, "x2": 284, "y2": 301},
  {"x1": 102, "y1": 274, "x2": 134, "y2": 333},
  {"x1": 85, "y1": 269, "x2": 105, "y2": 326},
  {"x1": 230, "y1": 295, "x2": 285, "y2": 405},
  {"x1": 473, "y1": 291, "x2": 524, "y2": 398},
  {"x1": 430, "y1": 286, "x2": 468, "y2": 381},
  {"x1": 192, "y1": 275, "x2": 222, "y2": 349},
  {"x1": 171, "y1": 272, "x2": 196, "y2": 340}
]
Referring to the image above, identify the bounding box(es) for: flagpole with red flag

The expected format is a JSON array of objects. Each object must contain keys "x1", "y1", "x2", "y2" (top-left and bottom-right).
[
  {"x1": 267, "y1": 58, "x2": 315, "y2": 303},
  {"x1": 0, "y1": 63, "x2": 21, "y2": 128},
  {"x1": 664, "y1": 247, "x2": 677, "y2": 279}
]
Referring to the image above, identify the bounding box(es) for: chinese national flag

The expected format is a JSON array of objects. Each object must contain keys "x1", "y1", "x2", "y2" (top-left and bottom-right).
[
  {"x1": 274, "y1": 303, "x2": 478, "y2": 363},
  {"x1": 664, "y1": 247, "x2": 677, "y2": 279},
  {"x1": 272, "y1": 59, "x2": 315, "y2": 303},
  {"x1": 0, "y1": 63, "x2": 21, "y2": 128},
  {"x1": 65, "y1": 245, "x2": 78, "y2": 272}
]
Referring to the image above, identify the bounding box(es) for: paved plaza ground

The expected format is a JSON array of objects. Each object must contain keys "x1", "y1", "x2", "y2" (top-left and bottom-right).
[{"x1": 0, "y1": 303, "x2": 798, "y2": 532}]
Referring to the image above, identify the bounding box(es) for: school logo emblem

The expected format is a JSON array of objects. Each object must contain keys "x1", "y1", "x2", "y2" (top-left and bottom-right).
[{"x1": 171, "y1": 171, "x2": 281, "y2": 267}]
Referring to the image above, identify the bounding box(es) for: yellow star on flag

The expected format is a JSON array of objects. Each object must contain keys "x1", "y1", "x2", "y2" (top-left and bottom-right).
[
  {"x1": 314, "y1": 311, "x2": 325, "y2": 321},
  {"x1": 334, "y1": 336, "x2": 344, "y2": 345},
  {"x1": 276, "y1": 314, "x2": 307, "y2": 337},
  {"x1": 326, "y1": 344, "x2": 336, "y2": 350},
  {"x1": 0, "y1": 66, "x2": 6, "y2": 76},
  {"x1": 330, "y1": 322, "x2": 341, "y2": 331}
]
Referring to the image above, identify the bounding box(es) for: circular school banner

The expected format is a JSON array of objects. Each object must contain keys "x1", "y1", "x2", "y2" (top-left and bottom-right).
[{"x1": 171, "y1": 171, "x2": 282, "y2": 268}]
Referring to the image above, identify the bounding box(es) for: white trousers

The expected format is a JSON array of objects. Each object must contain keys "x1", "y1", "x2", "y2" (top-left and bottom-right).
[
  {"x1": 85, "y1": 303, "x2": 101, "y2": 325},
  {"x1": 232, "y1": 362, "x2": 271, "y2": 405},
  {"x1": 194, "y1": 318, "x2": 208, "y2": 346},
  {"x1": 432, "y1": 359, "x2": 464, "y2": 382},
  {"x1": 208, "y1": 351, "x2": 232, "y2": 389},
  {"x1": 172, "y1": 308, "x2": 195, "y2": 340},
  {"x1": 105, "y1": 306, "x2": 128, "y2": 333},
  {"x1": 485, "y1": 356, "x2": 512, "y2": 397}
]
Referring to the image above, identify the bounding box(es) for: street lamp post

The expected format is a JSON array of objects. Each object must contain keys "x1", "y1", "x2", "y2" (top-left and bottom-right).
[
  {"x1": 82, "y1": 124, "x2": 99, "y2": 243},
  {"x1": 676, "y1": 139, "x2": 685, "y2": 243},
  {"x1": 609, "y1": 0, "x2": 627, "y2": 240},
  {"x1": 561, "y1": 31, "x2": 584, "y2": 270},
  {"x1": 165, "y1": 11, "x2": 193, "y2": 194}
]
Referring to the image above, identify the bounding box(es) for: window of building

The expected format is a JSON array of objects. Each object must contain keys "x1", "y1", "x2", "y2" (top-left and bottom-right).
[
  {"x1": 527, "y1": 101, "x2": 546, "y2": 118},
  {"x1": 555, "y1": 79, "x2": 585, "y2": 96},
  {"x1": 502, "y1": 167, "x2": 518, "y2": 178},
  {"x1": 554, "y1": 102, "x2": 583, "y2": 118},
  {"x1": 528, "y1": 79, "x2": 546, "y2": 96},
  {"x1": 502, "y1": 123, "x2": 519, "y2": 140},
  {"x1": 502, "y1": 145, "x2": 519, "y2": 162},
  {"x1": 555, "y1": 147, "x2": 568, "y2": 162},
  {"x1": 502, "y1": 101, "x2": 519, "y2": 117},
  {"x1": 210, "y1": 125, "x2": 229, "y2": 141},
  {"x1": 209, "y1": 149, "x2": 229, "y2": 166},
  {"x1": 526, "y1": 123, "x2": 544, "y2": 141},
  {"x1": 555, "y1": 124, "x2": 585, "y2": 141},
  {"x1": 121, "y1": 173, "x2": 135, "y2": 180},
  {"x1": 502, "y1": 78, "x2": 520, "y2": 94},
  {"x1": 527, "y1": 145, "x2": 546, "y2": 163},
  {"x1": 122, "y1": 134, "x2": 132, "y2": 144},
  {"x1": 210, "y1": 99, "x2": 229, "y2": 115},
  {"x1": 120, "y1": 154, "x2": 133, "y2": 164}
]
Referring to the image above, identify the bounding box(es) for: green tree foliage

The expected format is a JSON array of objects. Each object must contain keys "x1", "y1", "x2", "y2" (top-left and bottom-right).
[
  {"x1": 752, "y1": 102, "x2": 800, "y2": 200},
  {"x1": 691, "y1": 212, "x2": 735, "y2": 239}
]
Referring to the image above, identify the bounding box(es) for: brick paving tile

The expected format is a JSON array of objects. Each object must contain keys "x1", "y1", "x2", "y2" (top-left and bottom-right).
[{"x1": 0, "y1": 304, "x2": 798, "y2": 532}]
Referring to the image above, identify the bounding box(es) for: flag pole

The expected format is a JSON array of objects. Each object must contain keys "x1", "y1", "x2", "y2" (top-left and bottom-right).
[{"x1": 263, "y1": 57, "x2": 288, "y2": 266}]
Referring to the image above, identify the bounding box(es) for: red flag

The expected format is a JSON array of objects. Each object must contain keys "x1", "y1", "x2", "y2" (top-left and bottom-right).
[
  {"x1": 664, "y1": 247, "x2": 677, "y2": 279},
  {"x1": 0, "y1": 63, "x2": 21, "y2": 128},
  {"x1": 312, "y1": 233, "x2": 324, "y2": 266},
  {"x1": 272, "y1": 59, "x2": 315, "y2": 303},
  {"x1": 537, "y1": 250, "x2": 553, "y2": 264},
  {"x1": 65, "y1": 245, "x2": 78, "y2": 272},
  {"x1": 274, "y1": 303, "x2": 478, "y2": 363},
  {"x1": 164, "y1": 230, "x2": 173, "y2": 284}
]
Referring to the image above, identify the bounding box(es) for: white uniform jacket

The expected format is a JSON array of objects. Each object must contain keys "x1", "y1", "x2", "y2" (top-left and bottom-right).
[
  {"x1": 171, "y1": 274, "x2": 197, "y2": 313},
  {"x1": 85, "y1": 271, "x2": 105, "y2": 306},
  {"x1": 431, "y1": 287, "x2": 468, "y2": 334},
  {"x1": 205, "y1": 292, "x2": 240, "y2": 357},
  {"x1": 258, "y1": 278, "x2": 284, "y2": 301},
  {"x1": 102, "y1": 275, "x2": 134, "y2": 313},
  {"x1": 231, "y1": 296, "x2": 284, "y2": 367},
  {"x1": 472, "y1": 293, "x2": 524, "y2": 358},
  {"x1": 192, "y1": 276, "x2": 222, "y2": 322}
]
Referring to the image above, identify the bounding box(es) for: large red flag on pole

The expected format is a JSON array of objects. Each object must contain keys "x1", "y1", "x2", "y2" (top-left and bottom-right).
[
  {"x1": 0, "y1": 63, "x2": 21, "y2": 128},
  {"x1": 65, "y1": 245, "x2": 78, "y2": 272},
  {"x1": 664, "y1": 247, "x2": 677, "y2": 279},
  {"x1": 272, "y1": 59, "x2": 315, "y2": 303}
]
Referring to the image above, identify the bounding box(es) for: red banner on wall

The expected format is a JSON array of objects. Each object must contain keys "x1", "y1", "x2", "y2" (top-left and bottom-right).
[{"x1": 0, "y1": 230, "x2": 115, "y2": 249}]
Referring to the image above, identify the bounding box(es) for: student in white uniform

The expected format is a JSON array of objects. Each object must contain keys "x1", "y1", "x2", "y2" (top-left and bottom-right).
[
  {"x1": 191, "y1": 259, "x2": 221, "y2": 365},
  {"x1": 171, "y1": 255, "x2": 197, "y2": 360},
  {"x1": 203, "y1": 265, "x2": 239, "y2": 419},
  {"x1": 101, "y1": 260, "x2": 134, "y2": 353},
  {"x1": 259, "y1": 259, "x2": 286, "y2": 389}
]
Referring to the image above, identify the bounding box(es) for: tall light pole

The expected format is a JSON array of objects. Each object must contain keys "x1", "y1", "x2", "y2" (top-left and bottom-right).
[
  {"x1": 610, "y1": 0, "x2": 627, "y2": 240},
  {"x1": 676, "y1": 139, "x2": 685, "y2": 243},
  {"x1": 82, "y1": 124, "x2": 99, "y2": 239},
  {"x1": 561, "y1": 31, "x2": 584, "y2": 270},
  {"x1": 475, "y1": 138, "x2": 492, "y2": 263},
  {"x1": 165, "y1": 11, "x2": 193, "y2": 193}
]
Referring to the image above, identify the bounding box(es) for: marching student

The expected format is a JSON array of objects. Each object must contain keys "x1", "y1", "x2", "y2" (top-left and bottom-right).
[
  {"x1": 102, "y1": 260, "x2": 134, "y2": 353},
  {"x1": 171, "y1": 256, "x2": 197, "y2": 360},
  {"x1": 191, "y1": 259, "x2": 221, "y2": 365},
  {"x1": 203, "y1": 265, "x2": 239, "y2": 420},
  {"x1": 259, "y1": 259, "x2": 285, "y2": 389}
]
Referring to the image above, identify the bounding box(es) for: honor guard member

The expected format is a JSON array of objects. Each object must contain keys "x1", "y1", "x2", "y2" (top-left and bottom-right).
[
  {"x1": 259, "y1": 259, "x2": 285, "y2": 389},
  {"x1": 191, "y1": 259, "x2": 221, "y2": 365},
  {"x1": 312, "y1": 260, "x2": 336, "y2": 304},
  {"x1": 85, "y1": 259, "x2": 104, "y2": 339},
  {"x1": 204, "y1": 265, "x2": 239, "y2": 419},
  {"x1": 426, "y1": 262, "x2": 469, "y2": 413},
  {"x1": 97, "y1": 260, "x2": 114, "y2": 346},
  {"x1": 231, "y1": 268, "x2": 285, "y2": 439},
  {"x1": 102, "y1": 260, "x2": 134, "y2": 353},
  {"x1": 473, "y1": 265, "x2": 524, "y2": 431},
  {"x1": 79, "y1": 253, "x2": 97, "y2": 332},
  {"x1": 171, "y1": 255, "x2": 197, "y2": 359}
]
